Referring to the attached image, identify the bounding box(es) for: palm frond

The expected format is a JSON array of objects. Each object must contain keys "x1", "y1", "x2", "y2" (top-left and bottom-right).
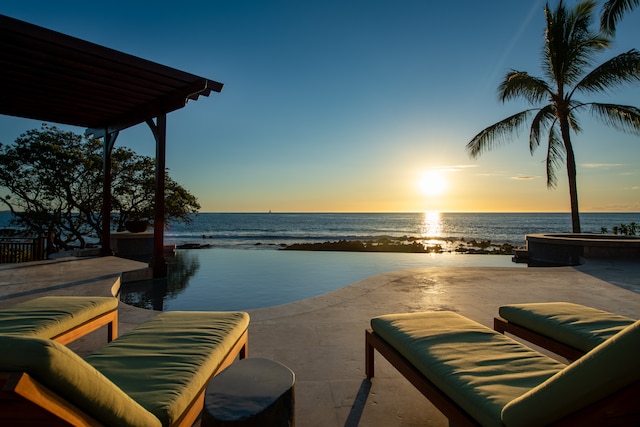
[
  {"x1": 601, "y1": 0, "x2": 639, "y2": 34},
  {"x1": 564, "y1": 35, "x2": 610, "y2": 88},
  {"x1": 499, "y1": 71, "x2": 551, "y2": 104},
  {"x1": 529, "y1": 105, "x2": 556, "y2": 154},
  {"x1": 543, "y1": 1, "x2": 609, "y2": 87},
  {"x1": 546, "y1": 126, "x2": 566, "y2": 189},
  {"x1": 544, "y1": 1, "x2": 569, "y2": 84},
  {"x1": 574, "y1": 1, "x2": 599, "y2": 31},
  {"x1": 589, "y1": 103, "x2": 640, "y2": 135},
  {"x1": 466, "y1": 110, "x2": 534, "y2": 159},
  {"x1": 575, "y1": 49, "x2": 640, "y2": 95},
  {"x1": 567, "y1": 101, "x2": 585, "y2": 133}
]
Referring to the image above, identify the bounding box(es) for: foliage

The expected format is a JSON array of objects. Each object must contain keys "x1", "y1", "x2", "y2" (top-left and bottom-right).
[
  {"x1": 0, "y1": 125, "x2": 200, "y2": 250},
  {"x1": 0, "y1": 125, "x2": 101, "y2": 249},
  {"x1": 601, "y1": 0, "x2": 639, "y2": 33},
  {"x1": 109, "y1": 144, "x2": 201, "y2": 232},
  {"x1": 466, "y1": 0, "x2": 640, "y2": 233},
  {"x1": 611, "y1": 222, "x2": 638, "y2": 235}
]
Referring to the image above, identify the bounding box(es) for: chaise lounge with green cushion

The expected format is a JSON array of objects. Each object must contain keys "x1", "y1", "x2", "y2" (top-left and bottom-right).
[
  {"x1": 0, "y1": 310, "x2": 250, "y2": 427},
  {"x1": 0, "y1": 296, "x2": 119, "y2": 344},
  {"x1": 366, "y1": 311, "x2": 640, "y2": 426},
  {"x1": 494, "y1": 302, "x2": 636, "y2": 360}
]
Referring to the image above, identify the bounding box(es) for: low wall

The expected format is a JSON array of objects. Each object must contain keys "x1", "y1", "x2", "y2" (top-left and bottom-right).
[
  {"x1": 110, "y1": 232, "x2": 154, "y2": 262},
  {"x1": 526, "y1": 234, "x2": 640, "y2": 266}
]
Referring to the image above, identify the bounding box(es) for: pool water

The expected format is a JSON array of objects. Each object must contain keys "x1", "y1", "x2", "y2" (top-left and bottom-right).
[{"x1": 119, "y1": 248, "x2": 523, "y2": 311}]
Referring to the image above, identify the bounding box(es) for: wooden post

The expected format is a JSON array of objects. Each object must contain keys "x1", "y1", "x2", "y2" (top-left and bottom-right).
[
  {"x1": 100, "y1": 131, "x2": 118, "y2": 256},
  {"x1": 148, "y1": 115, "x2": 168, "y2": 278}
]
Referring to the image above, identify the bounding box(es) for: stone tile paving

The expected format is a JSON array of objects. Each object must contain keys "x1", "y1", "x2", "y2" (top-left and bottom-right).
[{"x1": 2, "y1": 256, "x2": 639, "y2": 426}]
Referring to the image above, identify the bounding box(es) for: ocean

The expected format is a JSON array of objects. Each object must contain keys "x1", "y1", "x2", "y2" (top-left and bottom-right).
[
  {"x1": 163, "y1": 212, "x2": 639, "y2": 249},
  {"x1": 3, "y1": 211, "x2": 637, "y2": 249}
]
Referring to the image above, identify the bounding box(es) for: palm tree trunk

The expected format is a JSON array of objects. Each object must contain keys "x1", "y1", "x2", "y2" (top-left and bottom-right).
[{"x1": 560, "y1": 119, "x2": 581, "y2": 233}]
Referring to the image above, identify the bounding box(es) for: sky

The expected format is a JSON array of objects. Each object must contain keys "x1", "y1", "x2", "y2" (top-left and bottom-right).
[{"x1": 2, "y1": 1, "x2": 640, "y2": 213}]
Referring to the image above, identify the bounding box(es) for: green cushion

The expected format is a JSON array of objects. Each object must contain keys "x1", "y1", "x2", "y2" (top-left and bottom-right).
[
  {"x1": 0, "y1": 335, "x2": 161, "y2": 427},
  {"x1": 371, "y1": 311, "x2": 565, "y2": 427},
  {"x1": 499, "y1": 302, "x2": 635, "y2": 352},
  {"x1": 502, "y1": 320, "x2": 640, "y2": 426},
  {"x1": 86, "y1": 311, "x2": 250, "y2": 427},
  {"x1": 0, "y1": 296, "x2": 118, "y2": 339}
]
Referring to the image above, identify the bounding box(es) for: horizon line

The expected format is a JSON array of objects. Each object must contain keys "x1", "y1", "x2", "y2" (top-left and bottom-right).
[{"x1": 194, "y1": 210, "x2": 639, "y2": 214}]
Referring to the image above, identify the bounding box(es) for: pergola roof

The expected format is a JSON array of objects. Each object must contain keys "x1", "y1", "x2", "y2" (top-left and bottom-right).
[
  {"x1": 1, "y1": 14, "x2": 224, "y2": 277},
  {"x1": 0, "y1": 14, "x2": 223, "y2": 134}
]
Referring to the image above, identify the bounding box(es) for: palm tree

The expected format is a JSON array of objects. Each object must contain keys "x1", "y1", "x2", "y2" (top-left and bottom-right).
[
  {"x1": 467, "y1": 0, "x2": 640, "y2": 232},
  {"x1": 601, "y1": 0, "x2": 639, "y2": 33}
]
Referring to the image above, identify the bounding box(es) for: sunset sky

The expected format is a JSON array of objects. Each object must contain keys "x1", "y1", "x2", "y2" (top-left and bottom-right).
[{"x1": 2, "y1": 1, "x2": 640, "y2": 213}]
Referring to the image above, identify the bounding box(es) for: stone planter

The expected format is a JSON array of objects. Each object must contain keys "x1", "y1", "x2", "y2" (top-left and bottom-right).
[{"x1": 124, "y1": 220, "x2": 149, "y2": 233}]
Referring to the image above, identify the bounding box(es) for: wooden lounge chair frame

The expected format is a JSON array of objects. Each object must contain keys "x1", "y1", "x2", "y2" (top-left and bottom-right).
[
  {"x1": 0, "y1": 328, "x2": 248, "y2": 427},
  {"x1": 493, "y1": 316, "x2": 584, "y2": 361},
  {"x1": 366, "y1": 328, "x2": 479, "y2": 426},
  {"x1": 0, "y1": 371, "x2": 102, "y2": 426},
  {"x1": 365, "y1": 328, "x2": 640, "y2": 426},
  {"x1": 0, "y1": 297, "x2": 119, "y2": 345},
  {"x1": 51, "y1": 308, "x2": 118, "y2": 345}
]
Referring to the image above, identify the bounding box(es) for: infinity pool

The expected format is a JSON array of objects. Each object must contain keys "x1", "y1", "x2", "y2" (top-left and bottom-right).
[{"x1": 119, "y1": 248, "x2": 523, "y2": 311}]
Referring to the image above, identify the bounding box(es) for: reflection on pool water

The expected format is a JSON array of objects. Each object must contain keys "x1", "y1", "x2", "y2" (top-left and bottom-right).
[{"x1": 119, "y1": 248, "x2": 523, "y2": 311}]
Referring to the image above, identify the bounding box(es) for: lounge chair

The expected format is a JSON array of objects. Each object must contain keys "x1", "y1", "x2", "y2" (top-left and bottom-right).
[
  {"x1": 0, "y1": 296, "x2": 119, "y2": 344},
  {"x1": 494, "y1": 302, "x2": 635, "y2": 360},
  {"x1": 0, "y1": 310, "x2": 249, "y2": 427},
  {"x1": 366, "y1": 311, "x2": 640, "y2": 426}
]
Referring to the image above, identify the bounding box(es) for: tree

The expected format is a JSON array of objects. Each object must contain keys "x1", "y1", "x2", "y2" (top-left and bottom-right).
[
  {"x1": 0, "y1": 125, "x2": 200, "y2": 250},
  {"x1": 466, "y1": 0, "x2": 640, "y2": 232},
  {"x1": 0, "y1": 125, "x2": 103, "y2": 249},
  {"x1": 109, "y1": 145, "x2": 201, "y2": 232},
  {"x1": 601, "y1": 0, "x2": 639, "y2": 33}
]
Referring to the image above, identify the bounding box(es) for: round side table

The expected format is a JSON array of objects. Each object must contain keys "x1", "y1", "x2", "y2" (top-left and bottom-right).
[{"x1": 201, "y1": 358, "x2": 295, "y2": 427}]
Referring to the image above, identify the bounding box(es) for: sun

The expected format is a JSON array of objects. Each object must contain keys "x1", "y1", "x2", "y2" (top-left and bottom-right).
[{"x1": 418, "y1": 170, "x2": 447, "y2": 197}]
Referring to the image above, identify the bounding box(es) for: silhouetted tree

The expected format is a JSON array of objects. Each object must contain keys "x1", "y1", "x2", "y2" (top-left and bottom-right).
[
  {"x1": 467, "y1": 1, "x2": 640, "y2": 232},
  {"x1": 0, "y1": 125, "x2": 200, "y2": 250}
]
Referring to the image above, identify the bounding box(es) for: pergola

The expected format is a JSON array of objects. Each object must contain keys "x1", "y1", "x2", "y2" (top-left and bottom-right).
[{"x1": 0, "y1": 14, "x2": 223, "y2": 278}]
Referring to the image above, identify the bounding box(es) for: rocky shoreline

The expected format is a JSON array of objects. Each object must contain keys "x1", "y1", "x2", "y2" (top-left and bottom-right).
[
  {"x1": 175, "y1": 236, "x2": 518, "y2": 254},
  {"x1": 281, "y1": 237, "x2": 516, "y2": 255}
]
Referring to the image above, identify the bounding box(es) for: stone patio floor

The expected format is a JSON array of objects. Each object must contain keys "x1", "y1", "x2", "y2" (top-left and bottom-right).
[{"x1": 1, "y1": 255, "x2": 639, "y2": 426}]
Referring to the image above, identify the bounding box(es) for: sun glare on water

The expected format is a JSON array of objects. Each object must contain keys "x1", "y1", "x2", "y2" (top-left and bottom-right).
[
  {"x1": 419, "y1": 170, "x2": 447, "y2": 197},
  {"x1": 421, "y1": 210, "x2": 442, "y2": 237}
]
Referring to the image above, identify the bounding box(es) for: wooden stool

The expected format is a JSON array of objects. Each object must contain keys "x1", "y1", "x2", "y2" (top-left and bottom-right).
[{"x1": 201, "y1": 358, "x2": 295, "y2": 427}]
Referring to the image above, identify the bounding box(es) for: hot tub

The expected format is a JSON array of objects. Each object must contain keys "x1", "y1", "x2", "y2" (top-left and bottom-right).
[{"x1": 526, "y1": 233, "x2": 640, "y2": 266}]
